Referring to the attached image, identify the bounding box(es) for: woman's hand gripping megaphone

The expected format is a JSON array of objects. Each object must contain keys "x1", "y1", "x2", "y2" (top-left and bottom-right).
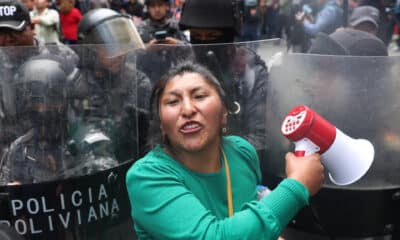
[{"x1": 285, "y1": 152, "x2": 324, "y2": 197}]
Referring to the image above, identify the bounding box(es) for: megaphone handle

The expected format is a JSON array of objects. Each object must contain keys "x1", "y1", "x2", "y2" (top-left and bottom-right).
[{"x1": 294, "y1": 138, "x2": 320, "y2": 157}]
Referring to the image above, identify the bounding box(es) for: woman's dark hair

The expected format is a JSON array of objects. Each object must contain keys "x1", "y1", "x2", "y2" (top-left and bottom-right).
[{"x1": 147, "y1": 61, "x2": 227, "y2": 148}]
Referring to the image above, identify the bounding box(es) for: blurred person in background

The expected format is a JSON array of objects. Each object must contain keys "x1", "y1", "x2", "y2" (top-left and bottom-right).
[
  {"x1": 265, "y1": 0, "x2": 280, "y2": 38},
  {"x1": 258, "y1": 0, "x2": 268, "y2": 38},
  {"x1": 348, "y1": 5, "x2": 380, "y2": 36},
  {"x1": 77, "y1": 0, "x2": 109, "y2": 15},
  {"x1": 295, "y1": 0, "x2": 343, "y2": 51},
  {"x1": 59, "y1": 0, "x2": 82, "y2": 44},
  {"x1": 171, "y1": 0, "x2": 184, "y2": 21},
  {"x1": 240, "y1": 0, "x2": 263, "y2": 41},
  {"x1": 308, "y1": 28, "x2": 388, "y2": 56},
  {"x1": 133, "y1": 0, "x2": 191, "y2": 89},
  {"x1": 137, "y1": 0, "x2": 187, "y2": 44},
  {"x1": 394, "y1": 0, "x2": 400, "y2": 51},
  {"x1": 109, "y1": 0, "x2": 122, "y2": 12},
  {"x1": 120, "y1": 0, "x2": 144, "y2": 25},
  {"x1": 289, "y1": 0, "x2": 310, "y2": 52},
  {"x1": 20, "y1": 0, "x2": 35, "y2": 10},
  {"x1": 277, "y1": 0, "x2": 292, "y2": 40},
  {"x1": 0, "y1": 0, "x2": 78, "y2": 72},
  {"x1": 357, "y1": 0, "x2": 393, "y2": 46},
  {"x1": 349, "y1": 0, "x2": 359, "y2": 10},
  {"x1": 30, "y1": 0, "x2": 61, "y2": 43},
  {"x1": 0, "y1": 1, "x2": 35, "y2": 48}
]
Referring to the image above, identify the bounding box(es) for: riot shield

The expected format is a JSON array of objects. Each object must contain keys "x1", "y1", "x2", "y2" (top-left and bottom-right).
[
  {"x1": 0, "y1": 43, "x2": 142, "y2": 240},
  {"x1": 267, "y1": 53, "x2": 400, "y2": 238},
  {"x1": 0, "y1": 39, "x2": 285, "y2": 239}
]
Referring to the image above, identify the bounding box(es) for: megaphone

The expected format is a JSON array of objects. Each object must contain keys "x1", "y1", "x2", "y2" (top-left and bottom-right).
[{"x1": 281, "y1": 105, "x2": 374, "y2": 186}]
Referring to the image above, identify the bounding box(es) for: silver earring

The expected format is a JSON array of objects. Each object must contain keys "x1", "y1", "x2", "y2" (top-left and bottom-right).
[{"x1": 222, "y1": 127, "x2": 227, "y2": 133}]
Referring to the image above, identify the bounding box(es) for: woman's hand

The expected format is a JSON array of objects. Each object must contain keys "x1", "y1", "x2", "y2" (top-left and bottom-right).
[{"x1": 285, "y1": 152, "x2": 324, "y2": 196}]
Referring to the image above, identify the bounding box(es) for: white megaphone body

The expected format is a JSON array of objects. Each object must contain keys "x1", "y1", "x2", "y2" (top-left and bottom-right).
[{"x1": 281, "y1": 105, "x2": 374, "y2": 186}]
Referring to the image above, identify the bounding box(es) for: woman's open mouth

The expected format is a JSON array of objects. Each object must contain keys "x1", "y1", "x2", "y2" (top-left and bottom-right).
[{"x1": 180, "y1": 122, "x2": 202, "y2": 134}]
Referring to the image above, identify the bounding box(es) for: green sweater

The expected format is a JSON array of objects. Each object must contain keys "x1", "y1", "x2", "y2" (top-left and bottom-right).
[{"x1": 126, "y1": 136, "x2": 309, "y2": 239}]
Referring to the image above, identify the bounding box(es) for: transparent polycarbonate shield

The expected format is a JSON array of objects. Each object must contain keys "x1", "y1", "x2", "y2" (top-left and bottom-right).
[
  {"x1": 0, "y1": 39, "x2": 284, "y2": 239},
  {"x1": 266, "y1": 53, "x2": 400, "y2": 238},
  {"x1": 0, "y1": 44, "x2": 143, "y2": 239},
  {"x1": 266, "y1": 53, "x2": 400, "y2": 189}
]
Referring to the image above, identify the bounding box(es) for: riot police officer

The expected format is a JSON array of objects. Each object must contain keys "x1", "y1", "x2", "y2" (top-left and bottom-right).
[
  {"x1": 0, "y1": 0, "x2": 79, "y2": 157},
  {"x1": 137, "y1": 0, "x2": 187, "y2": 44},
  {"x1": 179, "y1": 0, "x2": 269, "y2": 158},
  {"x1": 0, "y1": 54, "x2": 119, "y2": 185},
  {"x1": 0, "y1": 56, "x2": 76, "y2": 184},
  {"x1": 76, "y1": 8, "x2": 152, "y2": 161}
]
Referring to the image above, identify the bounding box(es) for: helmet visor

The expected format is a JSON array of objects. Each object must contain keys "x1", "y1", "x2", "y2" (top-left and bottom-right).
[{"x1": 86, "y1": 17, "x2": 144, "y2": 58}]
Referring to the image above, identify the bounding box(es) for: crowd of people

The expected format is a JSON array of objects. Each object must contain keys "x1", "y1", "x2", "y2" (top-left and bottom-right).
[
  {"x1": 7, "y1": 0, "x2": 400, "y2": 51},
  {"x1": 0, "y1": 0, "x2": 399, "y2": 239}
]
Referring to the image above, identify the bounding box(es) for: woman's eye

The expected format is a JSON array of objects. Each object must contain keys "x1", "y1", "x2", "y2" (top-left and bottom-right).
[
  {"x1": 166, "y1": 99, "x2": 179, "y2": 105},
  {"x1": 195, "y1": 94, "x2": 207, "y2": 100}
]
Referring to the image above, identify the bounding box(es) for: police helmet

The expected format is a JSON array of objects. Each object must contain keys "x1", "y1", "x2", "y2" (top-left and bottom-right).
[
  {"x1": 78, "y1": 8, "x2": 144, "y2": 58},
  {"x1": 14, "y1": 55, "x2": 78, "y2": 113},
  {"x1": 179, "y1": 0, "x2": 242, "y2": 34}
]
